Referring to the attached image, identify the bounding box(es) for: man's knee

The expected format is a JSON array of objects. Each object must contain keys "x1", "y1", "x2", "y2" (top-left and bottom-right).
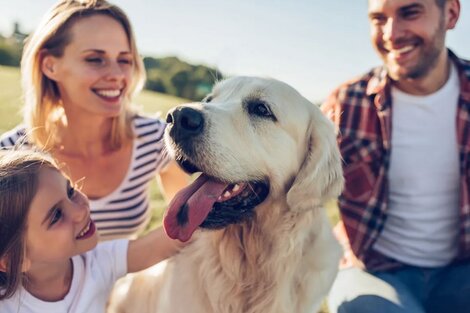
[
  {"x1": 426, "y1": 289, "x2": 470, "y2": 313},
  {"x1": 334, "y1": 295, "x2": 412, "y2": 313},
  {"x1": 327, "y1": 267, "x2": 425, "y2": 313}
]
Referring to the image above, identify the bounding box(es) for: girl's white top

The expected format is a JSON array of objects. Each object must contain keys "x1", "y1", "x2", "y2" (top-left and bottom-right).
[{"x1": 0, "y1": 239, "x2": 128, "y2": 313}]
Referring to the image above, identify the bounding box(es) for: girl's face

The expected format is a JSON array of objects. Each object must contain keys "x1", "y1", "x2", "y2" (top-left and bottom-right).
[
  {"x1": 42, "y1": 14, "x2": 134, "y2": 118},
  {"x1": 24, "y1": 167, "x2": 98, "y2": 267}
]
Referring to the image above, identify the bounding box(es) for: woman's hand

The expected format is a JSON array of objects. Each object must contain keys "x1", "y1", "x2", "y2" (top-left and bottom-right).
[{"x1": 158, "y1": 160, "x2": 190, "y2": 203}]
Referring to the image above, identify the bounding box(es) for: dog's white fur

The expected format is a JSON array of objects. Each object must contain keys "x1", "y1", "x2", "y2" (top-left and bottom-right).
[{"x1": 112, "y1": 77, "x2": 343, "y2": 313}]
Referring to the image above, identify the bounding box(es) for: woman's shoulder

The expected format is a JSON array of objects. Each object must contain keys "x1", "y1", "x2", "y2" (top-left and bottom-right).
[
  {"x1": 132, "y1": 113, "x2": 166, "y2": 127},
  {"x1": 0, "y1": 125, "x2": 30, "y2": 148},
  {"x1": 132, "y1": 113, "x2": 167, "y2": 137},
  {"x1": 130, "y1": 113, "x2": 169, "y2": 171}
]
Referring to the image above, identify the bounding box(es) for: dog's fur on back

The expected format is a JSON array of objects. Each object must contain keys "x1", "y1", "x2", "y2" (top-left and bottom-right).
[{"x1": 113, "y1": 77, "x2": 343, "y2": 313}]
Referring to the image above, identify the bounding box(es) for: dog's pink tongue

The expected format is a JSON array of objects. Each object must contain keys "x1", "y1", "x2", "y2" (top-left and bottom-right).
[{"x1": 164, "y1": 174, "x2": 228, "y2": 242}]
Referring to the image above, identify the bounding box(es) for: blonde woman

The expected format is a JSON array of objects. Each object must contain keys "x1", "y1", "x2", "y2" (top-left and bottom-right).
[{"x1": 0, "y1": 0, "x2": 188, "y2": 240}]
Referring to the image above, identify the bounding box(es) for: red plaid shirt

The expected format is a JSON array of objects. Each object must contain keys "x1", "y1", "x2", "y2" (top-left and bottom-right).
[{"x1": 322, "y1": 50, "x2": 470, "y2": 271}]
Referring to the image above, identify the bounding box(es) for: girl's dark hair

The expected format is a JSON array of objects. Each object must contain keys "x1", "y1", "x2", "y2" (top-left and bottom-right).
[{"x1": 0, "y1": 150, "x2": 58, "y2": 300}]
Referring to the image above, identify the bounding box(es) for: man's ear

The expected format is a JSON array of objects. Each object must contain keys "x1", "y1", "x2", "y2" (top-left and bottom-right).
[
  {"x1": 41, "y1": 53, "x2": 59, "y2": 81},
  {"x1": 446, "y1": 0, "x2": 460, "y2": 30}
]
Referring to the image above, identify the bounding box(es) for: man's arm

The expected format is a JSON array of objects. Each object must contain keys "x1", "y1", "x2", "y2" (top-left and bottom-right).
[{"x1": 322, "y1": 89, "x2": 365, "y2": 269}]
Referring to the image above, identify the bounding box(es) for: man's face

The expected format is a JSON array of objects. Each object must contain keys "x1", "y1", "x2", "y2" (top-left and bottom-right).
[{"x1": 368, "y1": 0, "x2": 452, "y2": 81}]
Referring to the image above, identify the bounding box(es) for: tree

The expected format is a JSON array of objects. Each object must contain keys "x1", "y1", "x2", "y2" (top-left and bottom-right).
[
  {"x1": 0, "y1": 37, "x2": 21, "y2": 66},
  {"x1": 144, "y1": 56, "x2": 224, "y2": 101}
]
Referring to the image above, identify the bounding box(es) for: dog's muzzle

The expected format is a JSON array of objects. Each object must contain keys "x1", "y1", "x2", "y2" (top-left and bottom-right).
[
  {"x1": 166, "y1": 106, "x2": 204, "y2": 141},
  {"x1": 163, "y1": 105, "x2": 270, "y2": 242}
]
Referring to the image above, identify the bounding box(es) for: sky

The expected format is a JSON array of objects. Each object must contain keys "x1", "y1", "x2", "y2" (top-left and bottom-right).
[{"x1": 0, "y1": 0, "x2": 469, "y2": 103}]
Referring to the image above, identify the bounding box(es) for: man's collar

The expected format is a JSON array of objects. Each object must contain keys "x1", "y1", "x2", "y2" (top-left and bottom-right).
[
  {"x1": 450, "y1": 50, "x2": 470, "y2": 102},
  {"x1": 366, "y1": 49, "x2": 470, "y2": 105},
  {"x1": 366, "y1": 67, "x2": 390, "y2": 111},
  {"x1": 366, "y1": 67, "x2": 389, "y2": 97}
]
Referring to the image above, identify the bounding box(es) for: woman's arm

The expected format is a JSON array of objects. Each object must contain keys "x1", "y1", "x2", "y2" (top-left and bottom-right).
[
  {"x1": 157, "y1": 160, "x2": 189, "y2": 202},
  {"x1": 127, "y1": 225, "x2": 186, "y2": 273}
]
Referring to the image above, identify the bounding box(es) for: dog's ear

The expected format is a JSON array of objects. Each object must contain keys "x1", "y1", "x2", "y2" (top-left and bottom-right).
[{"x1": 287, "y1": 109, "x2": 344, "y2": 211}]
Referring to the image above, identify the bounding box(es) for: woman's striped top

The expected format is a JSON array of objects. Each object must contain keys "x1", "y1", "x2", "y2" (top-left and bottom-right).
[{"x1": 0, "y1": 115, "x2": 170, "y2": 240}]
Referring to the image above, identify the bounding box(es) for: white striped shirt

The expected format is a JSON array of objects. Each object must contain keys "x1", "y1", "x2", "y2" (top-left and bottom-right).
[{"x1": 0, "y1": 115, "x2": 170, "y2": 240}]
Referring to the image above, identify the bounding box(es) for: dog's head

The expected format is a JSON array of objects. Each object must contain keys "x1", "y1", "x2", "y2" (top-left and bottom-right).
[{"x1": 163, "y1": 76, "x2": 343, "y2": 241}]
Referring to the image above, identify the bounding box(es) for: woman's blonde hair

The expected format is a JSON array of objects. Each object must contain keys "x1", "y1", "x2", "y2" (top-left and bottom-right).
[
  {"x1": 0, "y1": 150, "x2": 60, "y2": 300},
  {"x1": 21, "y1": 0, "x2": 146, "y2": 150}
]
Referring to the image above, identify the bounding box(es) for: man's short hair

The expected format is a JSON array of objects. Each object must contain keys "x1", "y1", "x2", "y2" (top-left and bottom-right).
[{"x1": 435, "y1": 0, "x2": 446, "y2": 8}]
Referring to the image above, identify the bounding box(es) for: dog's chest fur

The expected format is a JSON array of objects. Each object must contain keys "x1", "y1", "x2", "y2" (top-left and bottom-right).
[{"x1": 161, "y1": 205, "x2": 339, "y2": 313}]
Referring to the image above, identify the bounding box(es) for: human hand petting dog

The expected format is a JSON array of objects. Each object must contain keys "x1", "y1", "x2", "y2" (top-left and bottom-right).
[{"x1": 333, "y1": 221, "x2": 365, "y2": 270}]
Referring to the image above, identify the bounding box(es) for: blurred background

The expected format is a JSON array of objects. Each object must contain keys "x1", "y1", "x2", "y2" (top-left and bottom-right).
[{"x1": 1, "y1": 0, "x2": 469, "y2": 104}]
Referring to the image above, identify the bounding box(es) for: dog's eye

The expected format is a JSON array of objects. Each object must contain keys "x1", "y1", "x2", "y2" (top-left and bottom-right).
[
  {"x1": 202, "y1": 95, "x2": 213, "y2": 103},
  {"x1": 247, "y1": 100, "x2": 276, "y2": 120}
]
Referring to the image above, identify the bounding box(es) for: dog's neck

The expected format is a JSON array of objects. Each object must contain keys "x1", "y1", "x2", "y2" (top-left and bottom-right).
[{"x1": 199, "y1": 201, "x2": 323, "y2": 313}]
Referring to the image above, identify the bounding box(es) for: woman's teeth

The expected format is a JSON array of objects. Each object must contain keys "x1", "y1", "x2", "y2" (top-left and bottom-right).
[{"x1": 95, "y1": 89, "x2": 121, "y2": 98}]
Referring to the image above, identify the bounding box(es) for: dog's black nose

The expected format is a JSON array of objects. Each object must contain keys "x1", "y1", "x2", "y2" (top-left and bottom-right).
[{"x1": 166, "y1": 107, "x2": 204, "y2": 139}]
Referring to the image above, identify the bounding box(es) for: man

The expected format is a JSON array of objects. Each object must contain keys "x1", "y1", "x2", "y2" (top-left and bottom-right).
[{"x1": 322, "y1": 0, "x2": 470, "y2": 312}]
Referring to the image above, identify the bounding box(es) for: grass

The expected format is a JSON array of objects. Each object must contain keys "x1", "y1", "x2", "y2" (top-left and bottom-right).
[
  {"x1": 0, "y1": 65, "x2": 335, "y2": 312},
  {"x1": 0, "y1": 65, "x2": 24, "y2": 133}
]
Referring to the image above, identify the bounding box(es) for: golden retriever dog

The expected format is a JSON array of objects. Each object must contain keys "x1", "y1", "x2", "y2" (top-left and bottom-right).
[{"x1": 113, "y1": 76, "x2": 343, "y2": 313}]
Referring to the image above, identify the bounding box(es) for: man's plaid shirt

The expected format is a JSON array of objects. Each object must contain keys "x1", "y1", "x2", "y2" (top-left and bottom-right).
[{"x1": 322, "y1": 50, "x2": 470, "y2": 271}]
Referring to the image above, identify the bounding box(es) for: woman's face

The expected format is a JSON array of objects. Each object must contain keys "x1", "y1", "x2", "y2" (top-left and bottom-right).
[{"x1": 43, "y1": 14, "x2": 134, "y2": 118}]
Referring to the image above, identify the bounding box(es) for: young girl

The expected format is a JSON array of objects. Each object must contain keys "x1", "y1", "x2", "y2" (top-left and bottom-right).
[{"x1": 0, "y1": 150, "x2": 185, "y2": 312}]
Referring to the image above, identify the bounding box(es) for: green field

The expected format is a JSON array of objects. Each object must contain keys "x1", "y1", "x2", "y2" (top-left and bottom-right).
[{"x1": 0, "y1": 66, "x2": 23, "y2": 133}]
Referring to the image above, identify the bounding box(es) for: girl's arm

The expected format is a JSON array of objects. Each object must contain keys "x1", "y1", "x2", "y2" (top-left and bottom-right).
[{"x1": 127, "y1": 226, "x2": 186, "y2": 273}]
